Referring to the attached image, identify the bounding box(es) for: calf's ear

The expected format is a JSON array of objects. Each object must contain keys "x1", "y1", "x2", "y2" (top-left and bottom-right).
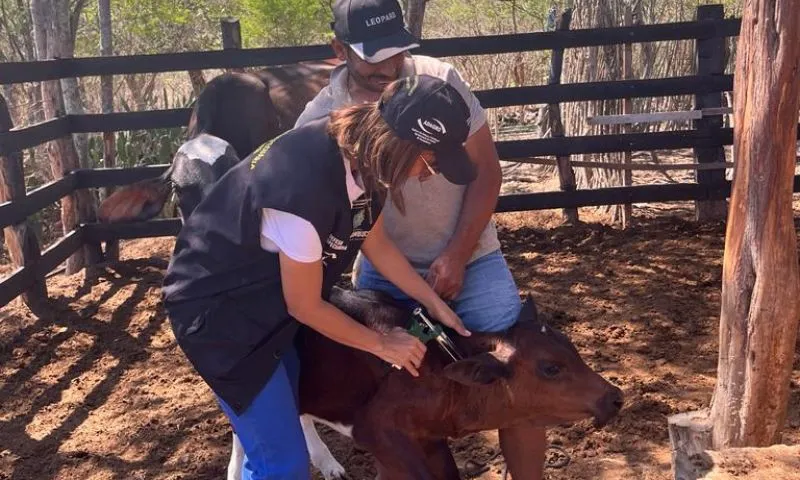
[
  {"x1": 515, "y1": 294, "x2": 539, "y2": 324},
  {"x1": 443, "y1": 352, "x2": 512, "y2": 386}
]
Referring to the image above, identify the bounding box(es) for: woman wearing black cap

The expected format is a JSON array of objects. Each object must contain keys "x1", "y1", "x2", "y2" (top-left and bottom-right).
[{"x1": 162, "y1": 74, "x2": 476, "y2": 479}]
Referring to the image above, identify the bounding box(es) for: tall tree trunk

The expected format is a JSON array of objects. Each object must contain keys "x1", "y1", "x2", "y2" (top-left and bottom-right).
[
  {"x1": 562, "y1": 0, "x2": 626, "y2": 220},
  {"x1": 98, "y1": 0, "x2": 118, "y2": 260},
  {"x1": 30, "y1": 0, "x2": 48, "y2": 61},
  {"x1": 187, "y1": 70, "x2": 207, "y2": 98},
  {"x1": 52, "y1": 0, "x2": 89, "y2": 170},
  {"x1": 709, "y1": 0, "x2": 800, "y2": 448},
  {"x1": 405, "y1": 0, "x2": 426, "y2": 38},
  {"x1": 31, "y1": 0, "x2": 101, "y2": 273}
]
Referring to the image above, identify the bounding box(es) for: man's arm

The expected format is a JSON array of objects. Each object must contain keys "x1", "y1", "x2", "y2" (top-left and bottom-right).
[
  {"x1": 427, "y1": 122, "x2": 502, "y2": 299},
  {"x1": 360, "y1": 214, "x2": 470, "y2": 337},
  {"x1": 445, "y1": 122, "x2": 502, "y2": 261}
]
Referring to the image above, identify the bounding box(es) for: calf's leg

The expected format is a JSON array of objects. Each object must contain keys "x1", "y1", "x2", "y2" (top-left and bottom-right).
[
  {"x1": 354, "y1": 423, "x2": 435, "y2": 480},
  {"x1": 420, "y1": 439, "x2": 460, "y2": 480},
  {"x1": 300, "y1": 415, "x2": 346, "y2": 480},
  {"x1": 228, "y1": 431, "x2": 244, "y2": 480},
  {"x1": 499, "y1": 423, "x2": 546, "y2": 480}
]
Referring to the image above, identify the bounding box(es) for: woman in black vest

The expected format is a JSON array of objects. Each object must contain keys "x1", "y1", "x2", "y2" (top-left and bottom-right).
[{"x1": 162, "y1": 75, "x2": 476, "y2": 479}]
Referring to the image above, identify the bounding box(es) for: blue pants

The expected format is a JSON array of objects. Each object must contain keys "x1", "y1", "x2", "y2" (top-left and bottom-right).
[
  {"x1": 356, "y1": 249, "x2": 522, "y2": 333},
  {"x1": 217, "y1": 348, "x2": 309, "y2": 480}
]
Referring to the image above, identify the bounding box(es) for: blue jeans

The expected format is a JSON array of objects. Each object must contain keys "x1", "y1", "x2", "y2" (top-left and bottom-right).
[
  {"x1": 217, "y1": 348, "x2": 310, "y2": 480},
  {"x1": 355, "y1": 249, "x2": 522, "y2": 333}
]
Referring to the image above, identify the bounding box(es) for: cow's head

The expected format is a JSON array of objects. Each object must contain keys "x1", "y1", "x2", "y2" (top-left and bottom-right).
[{"x1": 442, "y1": 295, "x2": 623, "y2": 428}]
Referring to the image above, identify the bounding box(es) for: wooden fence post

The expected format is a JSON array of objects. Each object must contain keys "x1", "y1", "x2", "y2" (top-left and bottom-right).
[
  {"x1": 0, "y1": 94, "x2": 48, "y2": 309},
  {"x1": 621, "y1": 4, "x2": 634, "y2": 229},
  {"x1": 221, "y1": 17, "x2": 244, "y2": 73},
  {"x1": 693, "y1": 5, "x2": 728, "y2": 222},
  {"x1": 546, "y1": 8, "x2": 579, "y2": 225}
]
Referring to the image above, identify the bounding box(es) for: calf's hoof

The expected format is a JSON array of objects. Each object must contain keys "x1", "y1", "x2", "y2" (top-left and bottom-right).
[{"x1": 312, "y1": 453, "x2": 347, "y2": 479}]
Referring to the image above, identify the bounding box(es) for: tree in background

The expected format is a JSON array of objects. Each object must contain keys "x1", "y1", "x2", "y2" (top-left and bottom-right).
[{"x1": 239, "y1": 0, "x2": 331, "y2": 47}]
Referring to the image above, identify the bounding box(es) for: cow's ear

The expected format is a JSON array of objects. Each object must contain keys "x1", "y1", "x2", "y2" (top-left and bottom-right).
[{"x1": 443, "y1": 353, "x2": 512, "y2": 386}]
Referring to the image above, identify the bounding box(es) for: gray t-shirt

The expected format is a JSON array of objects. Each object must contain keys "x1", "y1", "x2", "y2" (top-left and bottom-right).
[{"x1": 294, "y1": 55, "x2": 500, "y2": 267}]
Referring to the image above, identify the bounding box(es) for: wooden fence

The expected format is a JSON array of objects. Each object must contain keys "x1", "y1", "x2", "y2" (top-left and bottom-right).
[{"x1": 1, "y1": 5, "x2": 797, "y2": 309}]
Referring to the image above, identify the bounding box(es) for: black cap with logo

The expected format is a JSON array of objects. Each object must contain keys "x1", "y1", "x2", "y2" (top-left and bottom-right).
[
  {"x1": 331, "y1": 0, "x2": 420, "y2": 64},
  {"x1": 379, "y1": 75, "x2": 476, "y2": 185}
]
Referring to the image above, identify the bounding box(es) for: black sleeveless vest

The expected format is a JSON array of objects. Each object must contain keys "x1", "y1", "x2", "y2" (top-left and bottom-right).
[{"x1": 162, "y1": 117, "x2": 374, "y2": 414}]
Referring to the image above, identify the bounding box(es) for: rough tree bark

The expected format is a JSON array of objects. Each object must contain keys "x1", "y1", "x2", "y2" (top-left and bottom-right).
[
  {"x1": 98, "y1": 0, "x2": 118, "y2": 260},
  {"x1": 188, "y1": 70, "x2": 207, "y2": 98},
  {"x1": 57, "y1": 0, "x2": 90, "y2": 170},
  {"x1": 621, "y1": 2, "x2": 633, "y2": 229},
  {"x1": 546, "y1": 9, "x2": 579, "y2": 225},
  {"x1": 709, "y1": 0, "x2": 800, "y2": 448},
  {"x1": 405, "y1": 0, "x2": 426, "y2": 38}
]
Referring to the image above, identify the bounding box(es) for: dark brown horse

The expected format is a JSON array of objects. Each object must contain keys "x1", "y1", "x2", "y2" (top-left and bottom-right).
[{"x1": 98, "y1": 59, "x2": 338, "y2": 223}]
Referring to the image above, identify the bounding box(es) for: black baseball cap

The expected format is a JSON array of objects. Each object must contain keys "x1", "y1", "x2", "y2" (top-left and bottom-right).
[
  {"x1": 379, "y1": 75, "x2": 476, "y2": 185},
  {"x1": 331, "y1": 0, "x2": 420, "y2": 64}
]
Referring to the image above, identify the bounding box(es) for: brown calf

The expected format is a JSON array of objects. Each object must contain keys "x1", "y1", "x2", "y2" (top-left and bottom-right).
[{"x1": 290, "y1": 287, "x2": 624, "y2": 480}]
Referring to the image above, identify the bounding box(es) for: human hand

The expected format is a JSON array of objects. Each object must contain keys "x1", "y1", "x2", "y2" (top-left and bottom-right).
[
  {"x1": 375, "y1": 328, "x2": 427, "y2": 377},
  {"x1": 426, "y1": 252, "x2": 467, "y2": 301},
  {"x1": 426, "y1": 301, "x2": 471, "y2": 337}
]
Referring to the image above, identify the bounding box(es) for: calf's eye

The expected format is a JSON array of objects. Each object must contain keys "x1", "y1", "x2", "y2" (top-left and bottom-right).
[{"x1": 538, "y1": 362, "x2": 562, "y2": 379}]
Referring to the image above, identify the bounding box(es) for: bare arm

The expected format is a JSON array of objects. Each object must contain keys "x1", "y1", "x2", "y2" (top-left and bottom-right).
[
  {"x1": 279, "y1": 252, "x2": 426, "y2": 376},
  {"x1": 427, "y1": 122, "x2": 502, "y2": 299},
  {"x1": 360, "y1": 214, "x2": 470, "y2": 337},
  {"x1": 447, "y1": 122, "x2": 502, "y2": 262}
]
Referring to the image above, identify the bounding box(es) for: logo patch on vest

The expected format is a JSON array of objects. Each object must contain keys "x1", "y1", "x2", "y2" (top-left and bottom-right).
[
  {"x1": 350, "y1": 196, "x2": 371, "y2": 241},
  {"x1": 249, "y1": 132, "x2": 287, "y2": 170}
]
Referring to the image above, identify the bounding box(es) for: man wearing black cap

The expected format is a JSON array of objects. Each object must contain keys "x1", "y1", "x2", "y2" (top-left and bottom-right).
[{"x1": 294, "y1": 0, "x2": 547, "y2": 479}]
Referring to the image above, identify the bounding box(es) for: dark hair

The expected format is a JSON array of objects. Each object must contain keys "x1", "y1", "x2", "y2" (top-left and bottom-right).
[{"x1": 326, "y1": 81, "x2": 424, "y2": 213}]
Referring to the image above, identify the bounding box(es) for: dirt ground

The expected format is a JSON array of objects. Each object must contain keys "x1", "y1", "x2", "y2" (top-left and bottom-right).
[{"x1": 1, "y1": 163, "x2": 799, "y2": 480}]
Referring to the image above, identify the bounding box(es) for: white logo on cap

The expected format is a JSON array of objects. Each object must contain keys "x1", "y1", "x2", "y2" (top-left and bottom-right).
[
  {"x1": 412, "y1": 117, "x2": 445, "y2": 145},
  {"x1": 417, "y1": 118, "x2": 446, "y2": 135},
  {"x1": 365, "y1": 11, "x2": 397, "y2": 27}
]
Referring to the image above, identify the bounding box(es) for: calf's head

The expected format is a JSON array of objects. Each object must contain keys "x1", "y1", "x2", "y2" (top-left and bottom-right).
[{"x1": 442, "y1": 296, "x2": 623, "y2": 429}]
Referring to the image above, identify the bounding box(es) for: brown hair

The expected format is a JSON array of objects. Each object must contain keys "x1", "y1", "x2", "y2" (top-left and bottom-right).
[{"x1": 327, "y1": 82, "x2": 424, "y2": 214}]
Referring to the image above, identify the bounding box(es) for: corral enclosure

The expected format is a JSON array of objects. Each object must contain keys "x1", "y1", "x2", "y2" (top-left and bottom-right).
[{"x1": 1, "y1": 3, "x2": 800, "y2": 480}]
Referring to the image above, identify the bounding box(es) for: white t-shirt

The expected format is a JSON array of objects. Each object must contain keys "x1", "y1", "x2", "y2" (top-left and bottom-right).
[{"x1": 259, "y1": 157, "x2": 364, "y2": 262}]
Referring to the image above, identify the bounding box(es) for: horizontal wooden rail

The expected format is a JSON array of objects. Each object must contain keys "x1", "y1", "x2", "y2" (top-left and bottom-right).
[
  {"x1": 420, "y1": 18, "x2": 741, "y2": 58},
  {"x1": 587, "y1": 107, "x2": 733, "y2": 126},
  {"x1": 476, "y1": 75, "x2": 733, "y2": 108},
  {"x1": 0, "y1": 229, "x2": 83, "y2": 307},
  {"x1": 0, "y1": 174, "x2": 77, "y2": 230},
  {"x1": 74, "y1": 165, "x2": 169, "y2": 188},
  {"x1": 0, "y1": 75, "x2": 735, "y2": 156},
  {"x1": 69, "y1": 109, "x2": 192, "y2": 133},
  {"x1": 82, "y1": 218, "x2": 182, "y2": 242},
  {"x1": 0, "y1": 117, "x2": 69, "y2": 154},
  {"x1": 4, "y1": 124, "x2": 798, "y2": 232},
  {"x1": 505, "y1": 157, "x2": 736, "y2": 171},
  {"x1": 3, "y1": 172, "x2": 797, "y2": 308},
  {"x1": 496, "y1": 128, "x2": 731, "y2": 158},
  {"x1": 496, "y1": 175, "x2": 800, "y2": 212},
  {"x1": 0, "y1": 18, "x2": 742, "y2": 84}
]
